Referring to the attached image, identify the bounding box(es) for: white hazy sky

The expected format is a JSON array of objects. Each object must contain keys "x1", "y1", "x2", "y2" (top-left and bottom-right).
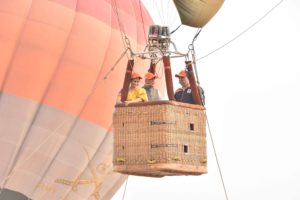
[{"x1": 113, "y1": 0, "x2": 300, "y2": 199}]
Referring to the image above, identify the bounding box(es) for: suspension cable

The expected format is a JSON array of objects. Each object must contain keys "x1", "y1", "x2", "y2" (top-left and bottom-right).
[
  {"x1": 121, "y1": 176, "x2": 129, "y2": 200},
  {"x1": 191, "y1": 4, "x2": 284, "y2": 197},
  {"x1": 138, "y1": 0, "x2": 148, "y2": 45},
  {"x1": 111, "y1": 0, "x2": 133, "y2": 56},
  {"x1": 188, "y1": 44, "x2": 200, "y2": 86},
  {"x1": 191, "y1": 28, "x2": 202, "y2": 45},
  {"x1": 154, "y1": 0, "x2": 164, "y2": 25},
  {"x1": 160, "y1": 0, "x2": 165, "y2": 25},
  {"x1": 205, "y1": 111, "x2": 230, "y2": 200},
  {"x1": 102, "y1": 48, "x2": 129, "y2": 81},
  {"x1": 166, "y1": 0, "x2": 172, "y2": 26},
  {"x1": 170, "y1": 24, "x2": 182, "y2": 35},
  {"x1": 188, "y1": 28, "x2": 204, "y2": 84},
  {"x1": 111, "y1": 0, "x2": 126, "y2": 49},
  {"x1": 196, "y1": 0, "x2": 284, "y2": 62},
  {"x1": 187, "y1": 28, "x2": 202, "y2": 86},
  {"x1": 191, "y1": 27, "x2": 229, "y2": 198}
]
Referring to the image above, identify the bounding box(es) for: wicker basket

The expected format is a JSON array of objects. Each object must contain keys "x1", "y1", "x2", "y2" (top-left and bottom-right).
[{"x1": 113, "y1": 100, "x2": 207, "y2": 177}]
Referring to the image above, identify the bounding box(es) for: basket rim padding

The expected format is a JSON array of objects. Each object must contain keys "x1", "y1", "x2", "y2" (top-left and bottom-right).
[{"x1": 115, "y1": 100, "x2": 205, "y2": 110}]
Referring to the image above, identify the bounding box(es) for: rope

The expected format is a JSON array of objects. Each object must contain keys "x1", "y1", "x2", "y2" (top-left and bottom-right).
[
  {"x1": 185, "y1": 28, "x2": 202, "y2": 87},
  {"x1": 111, "y1": 0, "x2": 126, "y2": 49},
  {"x1": 166, "y1": 0, "x2": 172, "y2": 26},
  {"x1": 138, "y1": 0, "x2": 148, "y2": 45},
  {"x1": 111, "y1": 0, "x2": 132, "y2": 56},
  {"x1": 193, "y1": 6, "x2": 286, "y2": 196},
  {"x1": 121, "y1": 176, "x2": 129, "y2": 200},
  {"x1": 168, "y1": 1, "x2": 176, "y2": 27},
  {"x1": 196, "y1": 0, "x2": 284, "y2": 61},
  {"x1": 170, "y1": 24, "x2": 182, "y2": 35},
  {"x1": 102, "y1": 48, "x2": 129, "y2": 81},
  {"x1": 160, "y1": 0, "x2": 165, "y2": 25},
  {"x1": 192, "y1": 5, "x2": 285, "y2": 197},
  {"x1": 205, "y1": 111, "x2": 229, "y2": 200},
  {"x1": 188, "y1": 44, "x2": 200, "y2": 86},
  {"x1": 154, "y1": 0, "x2": 164, "y2": 25},
  {"x1": 191, "y1": 28, "x2": 202, "y2": 45}
]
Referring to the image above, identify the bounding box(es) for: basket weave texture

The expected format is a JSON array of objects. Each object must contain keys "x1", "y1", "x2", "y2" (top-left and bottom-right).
[{"x1": 113, "y1": 101, "x2": 207, "y2": 177}]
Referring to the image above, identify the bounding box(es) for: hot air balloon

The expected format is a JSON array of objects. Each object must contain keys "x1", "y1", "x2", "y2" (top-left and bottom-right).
[
  {"x1": 0, "y1": 0, "x2": 155, "y2": 199},
  {"x1": 0, "y1": 0, "x2": 224, "y2": 199}
]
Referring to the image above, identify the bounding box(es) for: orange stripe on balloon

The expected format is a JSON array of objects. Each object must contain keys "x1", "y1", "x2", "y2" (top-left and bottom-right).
[
  {"x1": 0, "y1": 0, "x2": 155, "y2": 130},
  {"x1": 3, "y1": 20, "x2": 69, "y2": 100}
]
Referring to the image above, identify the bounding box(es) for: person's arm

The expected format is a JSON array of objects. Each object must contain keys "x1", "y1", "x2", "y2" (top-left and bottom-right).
[
  {"x1": 157, "y1": 89, "x2": 162, "y2": 100},
  {"x1": 138, "y1": 88, "x2": 148, "y2": 102},
  {"x1": 127, "y1": 98, "x2": 142, "y2": 103},
  {"x1": 116, "y1": 91, "x2": 122, "y2": 104},
  {"x1": 174, "y1": 88, "x2": 183, "y2": 102},
  {"x1": 197, "y1": 86, "x2": 205, "y2": 105},
  {"x1": 122, "y1": 88, "x2": 147, "y2": 105}
]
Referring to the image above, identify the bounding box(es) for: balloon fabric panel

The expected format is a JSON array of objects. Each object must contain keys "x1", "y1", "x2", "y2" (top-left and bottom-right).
[{"x1": 0, "y1": 0, "x2": 153, "y2": 199}]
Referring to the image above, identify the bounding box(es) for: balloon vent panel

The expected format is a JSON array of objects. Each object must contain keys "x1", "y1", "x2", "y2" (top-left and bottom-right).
[{"x1": 113, "y1": 101, "x2": 207, "y2": 177}]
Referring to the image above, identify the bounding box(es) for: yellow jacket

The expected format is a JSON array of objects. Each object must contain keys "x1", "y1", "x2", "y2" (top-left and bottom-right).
[{"x1": 127, "y1": 88, "x2": 148, "y2": 101}]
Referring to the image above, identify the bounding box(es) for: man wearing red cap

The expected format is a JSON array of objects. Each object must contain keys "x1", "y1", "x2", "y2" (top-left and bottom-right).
[
  {"x1": 143, "y1": 72, "x2": 161, "y2": 101},
  {"x1": 174, "y1": 70, "x2": 205, "y2": 104}
]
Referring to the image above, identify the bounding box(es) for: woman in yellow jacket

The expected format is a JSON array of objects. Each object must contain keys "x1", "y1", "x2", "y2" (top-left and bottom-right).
[{"x1": 117, "y1": 72, "x2": 148, "y2": 105}]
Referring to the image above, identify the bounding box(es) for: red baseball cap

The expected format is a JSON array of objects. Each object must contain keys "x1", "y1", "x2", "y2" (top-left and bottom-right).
[
  {"x1": 131, "y1": 72, "x2": 142, "y2": 79},
  {"x1": 144, "y1": 72, "x2": 157, "y2": 80},
  {"x1": 175, "y1": 70, "x2": 186, "y2": 78}
]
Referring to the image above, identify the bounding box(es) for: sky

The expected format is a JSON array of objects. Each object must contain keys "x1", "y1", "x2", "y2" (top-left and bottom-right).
[{"x1": 112, "y1": 0, "x2": 300, "y2": 199}]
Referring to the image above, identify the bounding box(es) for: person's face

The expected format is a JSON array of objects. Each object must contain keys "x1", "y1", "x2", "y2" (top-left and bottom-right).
[
  {"x1": 145, "y1": 78, "x2": 155, "y2": 86},
  {"x1": 178, "y1": 76, "x2": 190, "y2": 88},
  {"x1": 130, "y1": 78, "x2": 140, "y2": 88}
]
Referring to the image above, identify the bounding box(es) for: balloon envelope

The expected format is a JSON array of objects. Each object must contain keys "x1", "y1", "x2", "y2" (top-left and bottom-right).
[
  {"x1": 173, "y1": 0, "x2": 224, "y2": 28},
  {"x1": 0, "y1": 0, "x2": 154, "y2": 199}
]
